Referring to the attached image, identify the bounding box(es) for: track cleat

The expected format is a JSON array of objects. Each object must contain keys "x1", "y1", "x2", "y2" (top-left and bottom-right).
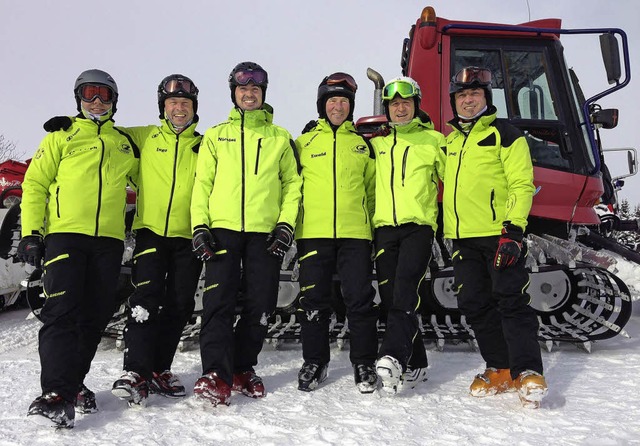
[
  {"x1": 297, "y1": 363, "x2": 328, "y2": 392},
  {"x1": 515, "y1": 370, "x2": 548, "y2": 409},
  {"x1": 75, "y1": 384, "x2": 98, "y2": 414},
  {"x1": 27, "y1": 392, "x2": 75, "y2": 429},
  {"x1": 470, "y1": 368, "x2": 514, "y2": 397},
  {"x1": 150, "y1": 370, "x2": 186, "y2": 398},
  {"x1": 353, "y1": 364, "x2": 378, "y2": 394},
  {"x1": 232, "y1": 371, "x2": 266, "y2": 398},
  {"x1": 399, "y1": 366, "x2": 428, "y2": 391},
  {"x1": 194, "y1": 372, "x2": 231, "y2": 406},
  {"x1": 112, "y1": 371, "x2": 149, "y2": 406},
  {"x1": 376, "y1": 355, "x2": 403, "y2": 395}
]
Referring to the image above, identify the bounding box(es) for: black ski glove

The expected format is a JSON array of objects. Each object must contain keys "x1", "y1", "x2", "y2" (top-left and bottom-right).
[
  {"x1": 493, "y1": 222, "x2": 524, "y2": 270},
  {"x1": 16, "y1": 235, "x2": 45, "y2": 268},
  {"x1": 192, "y1": 226, "x2": 218, "y2": 262},
  {"x1": 266, "y1": 223, "x2": 294, "y2": 260},
  {"x1": 43, "y1": 116, "x2": 73, "y2": 132},
  {"x1": 301, "y1": 120, "x2": 318, "y2": 134}
]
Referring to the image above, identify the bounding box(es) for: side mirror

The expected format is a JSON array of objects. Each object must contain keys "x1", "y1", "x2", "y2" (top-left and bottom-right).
[
  {"x1": 599, "y1": 33, "x2": 622, "y2": 85},
  {"x1": 591, "y1": 108, "x2": 618, "y2": 129}
]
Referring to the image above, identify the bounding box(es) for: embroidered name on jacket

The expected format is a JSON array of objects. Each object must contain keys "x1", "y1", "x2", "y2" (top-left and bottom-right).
[
  {"x1": 218, "y1": 137, "x2": 237, "y2": 142},
  {"x1": 311, "y1": 152, "x2": 327, "y2": 158}
]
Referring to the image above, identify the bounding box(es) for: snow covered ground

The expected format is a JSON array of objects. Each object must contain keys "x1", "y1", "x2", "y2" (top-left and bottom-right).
[{"x1": 0, "y1": 258, "x2": 639, "y2": 446}]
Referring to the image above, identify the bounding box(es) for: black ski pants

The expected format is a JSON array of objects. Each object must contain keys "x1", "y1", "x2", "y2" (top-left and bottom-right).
[
  {"x1": 452, "y1": 237, "x2": 543, "y2": 378},
  {"x1": 38, "y1": 233, "x2": 123, "y2": 402},
  {"x1": 375, "y1": 223, "x2": 432, "y2": 371},
  {"x1": 199, "y1": 229, "x2": 281, "y2": 386},
  {"x1": 296, "y1": 238, "x2": 378, "y2": 367},
  {"x1": 122, "y1": 228, "x2": 202, "y2": 380}
]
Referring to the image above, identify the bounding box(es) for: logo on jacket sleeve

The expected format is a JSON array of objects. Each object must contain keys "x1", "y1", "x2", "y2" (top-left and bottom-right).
[{"x1": 119, "y1": 143, "x2": 132, "y2": 154}]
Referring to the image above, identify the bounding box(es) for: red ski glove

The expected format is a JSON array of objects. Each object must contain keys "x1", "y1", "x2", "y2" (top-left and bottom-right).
[{"x1": 493, "y1": 223, "x2": 524, "y2": 270}]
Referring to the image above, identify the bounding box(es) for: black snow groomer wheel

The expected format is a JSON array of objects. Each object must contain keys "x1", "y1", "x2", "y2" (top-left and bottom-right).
[
  {"x1": 529, "y1": 264, "x2": 632, "y2": 344},
  {"x1": 24, "y1": 268, "x2": 45, "y2": 320}
]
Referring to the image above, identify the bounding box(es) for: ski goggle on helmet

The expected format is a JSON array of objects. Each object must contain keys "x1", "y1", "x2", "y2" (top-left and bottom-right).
[
  {"x1": 323, "y1": 72, "x2": 358, "y2": 93},
  {"x1": 78, "y1": 84, "x2": 115, "y2": 104},
  {"x1": 231, "y1": 68, "x2": 268, "y2": 87},
  {"x1": 160, "y1": 77, "x2": 199, "y2": 97},
  {"x1": 451, "y1": 67, "x2": 492, "y2": 88},
  {"x1": 382, "y1": 77, "x2": 421, "y2": 101}
]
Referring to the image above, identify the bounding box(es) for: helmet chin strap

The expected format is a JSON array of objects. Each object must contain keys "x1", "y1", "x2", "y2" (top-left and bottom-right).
[
  {"x1": 165, "y1": 112, "x2": 193, "y2": 133},
  {"x1": 81, "y1": 107, "x2": 113, "y2": 122},
  {"x1": 458, "y1": 105, "x2": 487, "y2": 123}
]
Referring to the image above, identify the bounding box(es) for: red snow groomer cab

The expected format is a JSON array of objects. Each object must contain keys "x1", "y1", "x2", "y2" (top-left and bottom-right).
[
  {"x1": 0, "y1": 159, "x2": 30, "y2": 209},
  {"x1": 357, "y1": 6, "x2": 639, "y2": 349}
]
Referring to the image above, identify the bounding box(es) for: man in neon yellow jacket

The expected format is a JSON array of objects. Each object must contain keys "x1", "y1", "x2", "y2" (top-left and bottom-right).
[
  {"x1": 190, "y1": 62, "x2": 302, "y2": 407},
  {"x1": 110, "y1": 75, "x2": 203, "y2": 406},
  {"x1": 443, "y1": 66, "x2": 547, "y2": 408},
  {"x1": 372, "y1": 77, "x2": 446, "y2": 395},
  {"x1": 19, "y1": 69, "x2": 139, "y2": 429},
  {"x1": 294, "y1": 72, "x2": 378, "y2": 393}
]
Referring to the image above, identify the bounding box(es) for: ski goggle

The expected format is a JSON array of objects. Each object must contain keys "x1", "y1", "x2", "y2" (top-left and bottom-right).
[
  {"x1": 323, "y1": 72, "x2": 358, "y2": 92},
  {"x1": 162, "y1": 78, "x2": 198, "y2": 96},
  {"x1": 382, "y1": 81, "x2": 418, "y2": 101},
  {"x1": 79, "y1": 84, "x2": 114, "y2": 103},
  {"x1": 452, "y1": 67, "x2": 492, "y2": 86},
  {"x1": 232, "y1": 70, "x2": 268, "y2": 86}
]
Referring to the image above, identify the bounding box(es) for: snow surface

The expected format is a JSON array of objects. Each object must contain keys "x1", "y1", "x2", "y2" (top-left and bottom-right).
[{"x1": 1, "y1": 256, "x2": 640, "y2": 446}]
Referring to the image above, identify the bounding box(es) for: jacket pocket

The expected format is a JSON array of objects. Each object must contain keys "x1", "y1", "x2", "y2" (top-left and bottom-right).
[
  {"x1": 489, "y1": 189, "x2": 496, "y2": 221},
  {"x1": 254, "y1": 138, "x2": 263, "y2": 175},
  {"x1": 55, "y1": 186, "x2": 61, "y2": 218},
  {"x1": 401, "y1": 146, "x2": 410, "y2": 186}
]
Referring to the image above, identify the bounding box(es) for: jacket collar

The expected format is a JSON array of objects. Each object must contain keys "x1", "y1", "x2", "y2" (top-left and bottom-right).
[{"x1": 228, "y1": 103, "x2": 274, "y2": 125}]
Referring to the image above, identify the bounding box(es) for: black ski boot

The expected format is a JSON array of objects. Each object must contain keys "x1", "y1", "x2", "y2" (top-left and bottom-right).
[
  {"x1": 297, "y1": 362, "x2": 328, "y2": 392},
  {"x1": 27, "y1": 392, "x2": 75, "y2": 429},
  {"x1": 75, "y1": 383, "x2": 98, "y2": 414}
]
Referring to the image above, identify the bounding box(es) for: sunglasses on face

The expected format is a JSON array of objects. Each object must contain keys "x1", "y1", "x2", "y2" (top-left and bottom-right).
[
  {"x1": 382, "y1": 81, "x2": 418, "y2": 101},
  {"x1": 79, "y1": 84, "x2": 114, "y2": 103}
]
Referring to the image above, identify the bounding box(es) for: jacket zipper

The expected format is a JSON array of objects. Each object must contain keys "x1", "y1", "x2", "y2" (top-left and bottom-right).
[
  {"x1": 164, "y1": 134, "x2": 180, "y2": 236},
  {"x1": 254, "y1": 138, "x2": 262, "y2": 175},
  {"x1": 95, "y1": 125, "x2": 105, "y2": 236},
  {"x1": 55, "y1": 187, "x2": 61, "y2": 218},
  {"x1": 390, "y1": 129, "x2": 398, "y2": 226},
  {"x1": 453, "y1": 134, "x2": 469, "y2": 238},
  {"x1": 332, "y1": 129, "x2": 337, "y2": 239},
  {"x1": 401, "y1": 146, "x2": 409, "y2": 187},
  {"x1": 490, "y1": 189, "x2": 497, "y2": 221},
  {"x1": 241, "y1": 113, "x2": 246, "y2": 231}
]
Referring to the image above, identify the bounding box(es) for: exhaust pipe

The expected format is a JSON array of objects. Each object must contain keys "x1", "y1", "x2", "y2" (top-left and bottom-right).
[{"x1": 366, "y1": 68, "x2": 385, "y2": 116}]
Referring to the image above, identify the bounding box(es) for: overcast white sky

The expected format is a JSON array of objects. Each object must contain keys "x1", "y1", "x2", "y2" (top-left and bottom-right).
[{"x1": 1, "y1": 0, "x2": 638, "y2": 203}]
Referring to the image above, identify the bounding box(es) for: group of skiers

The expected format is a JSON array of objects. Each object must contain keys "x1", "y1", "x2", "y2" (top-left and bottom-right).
[{"x1": 16, "y1": 62, "x2": 548, "y2": 429}]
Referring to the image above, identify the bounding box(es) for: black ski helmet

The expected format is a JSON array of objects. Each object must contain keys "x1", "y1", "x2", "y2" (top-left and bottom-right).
[
  {"x1": 316, "y1": 72, "x2": 357, "y2": 122},
  {"x1": 157, "y1": 74, "x2": 199, "y2": 119},
  {"x1": 449, "y1": 66, "x2": 493, "y2": 118},
  {"x1": 74, "y1": 69, "x2": 119, "y2": 113},
  {"x1": 228, "y1": 61, "x2": 268, "y2": 106}
]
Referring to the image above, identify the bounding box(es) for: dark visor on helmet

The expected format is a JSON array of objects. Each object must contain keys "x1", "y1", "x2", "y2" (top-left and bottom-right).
[
  {"x1": 232, "y1": 70, "x2": 268, "y2": 86},
  {"x1": 162, "y1": 78, "x2": 198, "y2": 95},
  {"x1": 382, "y1": 81, "x2": 418, "y2": 101},
  {"x1": 453, "y1": 67, "x2": 492, "y2": 85},
  {"x1": 79, "y1": 84, "x2": 114, "y2": 104},
  {"x1": 324, "y1": 73, "x2": 358, "y2": 92}
]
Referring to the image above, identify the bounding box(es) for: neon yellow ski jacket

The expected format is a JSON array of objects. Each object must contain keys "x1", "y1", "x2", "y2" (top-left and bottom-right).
[
  {"x1": 371, "y1": 117, "x2": 446, "y2": 231},
  {"x1": 191, "y1": 105, "x2": 302, "y2": 233},
  {"x1": 443, "y1": 110, "x2": 534, "y2": 239},
  {"x1": 125, "y1": 119, "x2": 201, "y2": 239},
  {"x1": 294, "y1": 119, "x2": 375, "y2": 240},
  {"x1": 21, "y1": 117, "x2": 139, "y2": 240}
]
